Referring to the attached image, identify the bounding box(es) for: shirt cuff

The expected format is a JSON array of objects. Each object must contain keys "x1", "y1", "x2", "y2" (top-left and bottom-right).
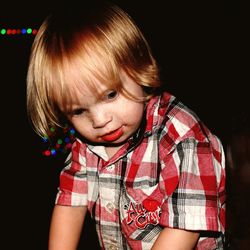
[{"x1": 55, "y1": 191, "x2": 88, "y2": 206}]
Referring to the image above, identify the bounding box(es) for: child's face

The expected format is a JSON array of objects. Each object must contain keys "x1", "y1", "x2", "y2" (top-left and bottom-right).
[{"x1": 64, "y1": 72, "x2": 145, "y2": 146}]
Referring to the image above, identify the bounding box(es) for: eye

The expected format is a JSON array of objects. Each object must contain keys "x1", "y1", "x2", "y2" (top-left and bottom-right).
[
  {"x1": 106, "y1": 90, "x2": 118, "y2": 100},
  {"x1": 71, "y1": 108, "x2": 86, "y2": 116}
]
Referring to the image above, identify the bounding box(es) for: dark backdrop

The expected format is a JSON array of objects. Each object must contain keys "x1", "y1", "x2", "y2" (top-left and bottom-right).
[{"x1": 1, "y1": 1, "x2": 247, "y2": 249}]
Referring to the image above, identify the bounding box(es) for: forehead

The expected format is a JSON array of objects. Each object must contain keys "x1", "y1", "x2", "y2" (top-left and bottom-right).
[
  {"x1": 66, "y1": 61, "x2": 122, "y2": 93},
  {"x1": 68, "y1": 77, "x2": 113, "y2": 101}
]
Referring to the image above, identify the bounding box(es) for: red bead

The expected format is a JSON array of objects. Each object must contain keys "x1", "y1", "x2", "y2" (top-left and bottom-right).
[{"x1": 142, "y1": 199, "x2": 160, "y2": 212}]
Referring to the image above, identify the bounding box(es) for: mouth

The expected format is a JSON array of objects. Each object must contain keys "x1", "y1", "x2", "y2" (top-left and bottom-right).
[{"x1": 101, "y1": 127, "x2": 124, "y2": 142}]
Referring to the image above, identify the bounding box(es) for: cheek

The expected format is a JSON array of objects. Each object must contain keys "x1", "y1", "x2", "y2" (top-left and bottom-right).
[
  {"x1": 71, "y1": 119, "x2": 92, "y2": 136},
  {"x1": 75, "y1": 126, "x2": 97, "y2": 141},
  {"x1": 123, "y1": 102, "x2": 145, "y2": 125}
]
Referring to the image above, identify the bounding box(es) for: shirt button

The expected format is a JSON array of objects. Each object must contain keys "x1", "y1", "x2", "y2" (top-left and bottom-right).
[
  {"x1": 144, "y1": 131, "x2": 152, "y2": 137},
  {"x1": 106, "y1": 164, "x2": 115, "y2": 172},
  {"x1": 106, "y1": 202, "x2": 115, "y2": 213},
  {"x1": 153, "y1": 120, "x2": 158, "y2": 126},
  {"x1": 108, "y1": 245, "x2": 118, "y2": 250}
]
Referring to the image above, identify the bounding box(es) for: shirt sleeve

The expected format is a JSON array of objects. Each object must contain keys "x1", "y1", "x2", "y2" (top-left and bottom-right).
[
  {"x1": 159, "y1": 135, "x2": 226, "y2": 232},
  {"x1": 55, "y1": 140, "x2": 88, "y2": 206}
]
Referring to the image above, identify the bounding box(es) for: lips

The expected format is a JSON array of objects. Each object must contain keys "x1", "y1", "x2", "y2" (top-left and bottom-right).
[{"x1": 101, "y1": 127, "x2": 124, "y2": 142}]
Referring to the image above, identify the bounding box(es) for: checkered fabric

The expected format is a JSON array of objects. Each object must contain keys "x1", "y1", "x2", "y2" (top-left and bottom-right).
[{"x1": 55, "y1": 92, "x2": 226, "y2": 250}]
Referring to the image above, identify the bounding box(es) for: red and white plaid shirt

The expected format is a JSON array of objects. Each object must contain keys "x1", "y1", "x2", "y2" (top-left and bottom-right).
[{"x1": 56, "y1": 92, "x2": 226, "y2": 250}]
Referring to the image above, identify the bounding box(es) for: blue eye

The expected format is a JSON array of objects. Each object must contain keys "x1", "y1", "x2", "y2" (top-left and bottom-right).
[
  {"x1": 107, "y1": 90, "x2": 118, "y2": 100},
  {"x1": 71, "y1": 108, "x2": 85, "y2": 116}
]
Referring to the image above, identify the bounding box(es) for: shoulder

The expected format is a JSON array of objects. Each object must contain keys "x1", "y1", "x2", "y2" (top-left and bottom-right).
[
  {"x1": 69, "y1": 138, "x2": 89, "y2": 162},
  {"x1": 154, "y1": 92, "x2": 206, "y2": 143},
  {"x1": 156, "y1": 92, "x2": 224, "y2": 164}
]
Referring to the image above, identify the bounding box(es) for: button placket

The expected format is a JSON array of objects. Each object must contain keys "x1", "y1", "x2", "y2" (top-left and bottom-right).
[
  {"x1": 108, "y1": 245, "x2": 118, "y2": 250},
  {"x1": 105, "y1": 202, "x2": 115, "y2": 213}
]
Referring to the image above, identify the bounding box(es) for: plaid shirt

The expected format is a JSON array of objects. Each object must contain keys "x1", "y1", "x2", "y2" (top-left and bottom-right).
[{"x1": 55, "y1": 92, "x2": 226, "y2": 250}]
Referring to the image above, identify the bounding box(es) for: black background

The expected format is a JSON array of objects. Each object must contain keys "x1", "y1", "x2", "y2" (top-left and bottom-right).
[{"x1": 1, "y1": 0, "x2": 248, "y2": 249}]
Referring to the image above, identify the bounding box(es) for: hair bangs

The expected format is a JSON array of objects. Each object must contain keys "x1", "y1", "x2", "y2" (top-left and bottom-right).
[{"x1": 48, "y1": 35, "x2": 122, "y2": 113}]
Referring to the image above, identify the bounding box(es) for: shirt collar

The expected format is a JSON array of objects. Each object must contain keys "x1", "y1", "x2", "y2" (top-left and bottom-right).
[{"x1": 86, "y1": 93, "x2": 171, "y2": 161}]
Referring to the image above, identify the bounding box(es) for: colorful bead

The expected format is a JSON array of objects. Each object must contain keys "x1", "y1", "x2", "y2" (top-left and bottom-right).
[{"x1": 42, "y1": 125, "x2": 76, "y2": 156}]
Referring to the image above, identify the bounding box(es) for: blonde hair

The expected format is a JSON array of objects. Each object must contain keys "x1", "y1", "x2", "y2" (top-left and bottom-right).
[{"x1": 26, "y1": 2, "x2": 161, "y2": 138}]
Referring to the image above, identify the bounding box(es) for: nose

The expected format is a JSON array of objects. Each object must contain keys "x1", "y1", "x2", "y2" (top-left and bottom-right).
[{"x1": 91, "y1": 107, "x2": 112, "y2": 129}]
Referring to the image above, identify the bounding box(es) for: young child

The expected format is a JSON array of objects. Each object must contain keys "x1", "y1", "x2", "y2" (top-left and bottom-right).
[{"x1": 26, "y1": 1, "x2": 226, "y2": 249}]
